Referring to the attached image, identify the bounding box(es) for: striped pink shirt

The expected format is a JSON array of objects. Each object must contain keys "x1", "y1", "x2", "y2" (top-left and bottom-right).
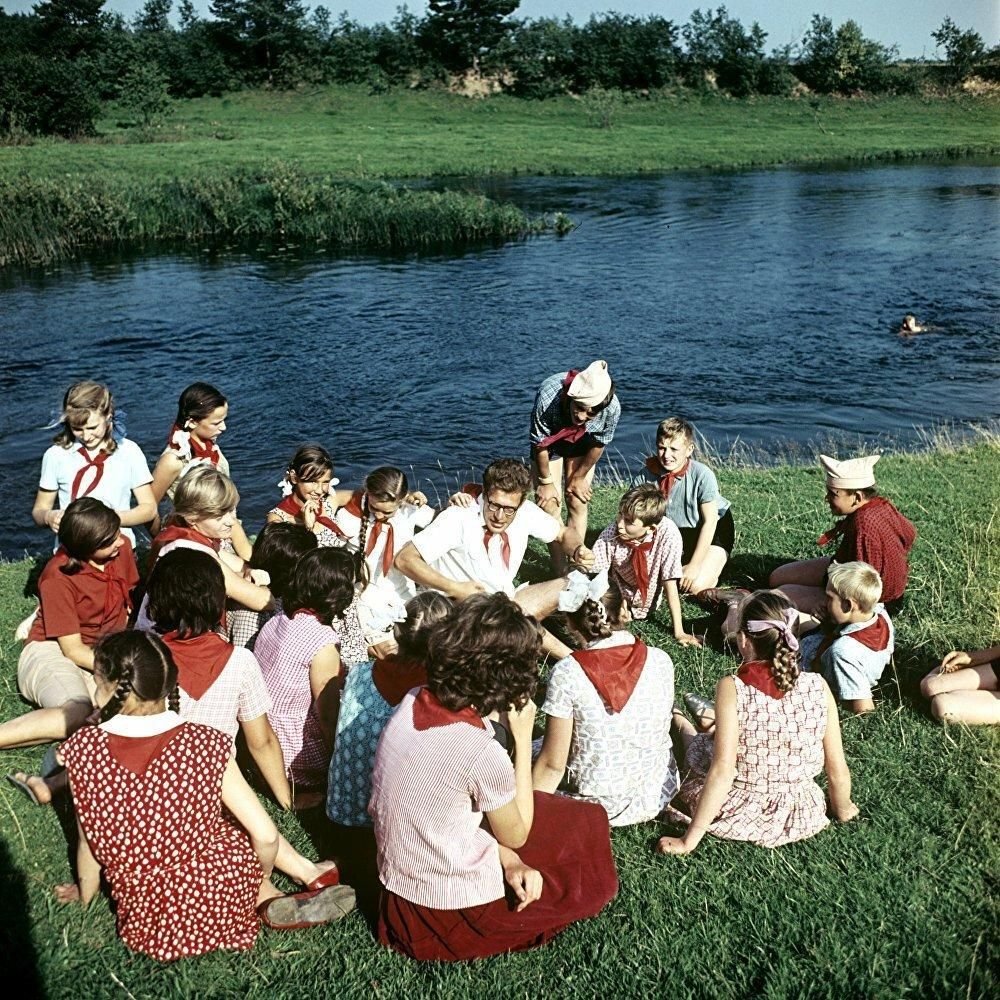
[
  {"x1": 369, "y1": 690, "x2": 515, "y2": 909},
  {"x1": 592, "y1": 520, "x2": 683, "y2": 620}
]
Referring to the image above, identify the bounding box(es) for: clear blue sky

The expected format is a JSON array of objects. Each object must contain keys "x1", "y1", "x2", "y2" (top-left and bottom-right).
[{"x1": 3, "y1": 1, "x2": 998, "y2": 58}]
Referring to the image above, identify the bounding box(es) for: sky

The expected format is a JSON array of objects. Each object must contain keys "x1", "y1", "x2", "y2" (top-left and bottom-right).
[{"x1": 3, "y1": 1, "x2": 998, "y2": 58}]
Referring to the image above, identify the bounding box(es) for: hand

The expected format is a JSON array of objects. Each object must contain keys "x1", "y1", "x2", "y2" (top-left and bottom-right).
[
  {"x1": 535, "y1": 483, "x2": 560, "y2": 511},
  {"x1": 939, "y1": 650, "x2": 971, "y2": 674},
  {"x1": 301, "y1": 495, "x2": 320, "y2": 530},
  {"x1": 674, "y1": 632, "x2": 704, "y2": 648},
  {"x1": 566, "y1": 477, "x2": 592, "y2": 503},
  {"x1": 679, "y1": 562, "x2": 701, "y2": 594},
  {"x1": 448, "y1": 491, "x2": 475, "y2": 508},
  {"x1": 46, "y1": 509, "x2": 64, "y2": 533},
  {"x1": 834, "y1": 802, "x2": 860, "y2": 823},
  {"x1": 656, "y1": 836, "x2": 694, "y2": 856},
  {"x1": 53, "y1": 883, "x2": 81, "y2": 904},
  {"x1": 571, "y1": 544, "x2": 595, "y2": 571},
  {"x1": 503, "y1": 857, "x2": 543, "y2": 912},
  {"x1": 451, "y1": 580, "x2": 489, "y2": 601},
  {"x1": 405, "y1": 491, "x2": 428, "y2": 507},
  {"x1": 506, "y1": 699, "x2": 537, "y2": 743}
]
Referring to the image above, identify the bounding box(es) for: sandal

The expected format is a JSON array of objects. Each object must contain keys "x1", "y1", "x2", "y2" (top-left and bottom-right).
[
  {"x1": 6, "y1": 772, "x2": 47, "y2": 806},
  {"x1": 683, "y1": 693, "x2": 716, "y2": 730},
  {"x1": 258, "y1": 884, "x2": 356, "y2": 931},
  {"x1": 699, "y1": 587, "x2": 751, "y2": 610}
]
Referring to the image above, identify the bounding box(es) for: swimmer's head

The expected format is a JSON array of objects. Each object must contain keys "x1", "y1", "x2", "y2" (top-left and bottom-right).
[{"x1": 900, "y1": 314, "x2": 920, "y2": 333}]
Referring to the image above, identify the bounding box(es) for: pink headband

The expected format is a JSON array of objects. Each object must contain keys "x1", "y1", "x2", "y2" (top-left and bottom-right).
[{"x1": 745, "y1": 608, "x2": 799, "y2": 651}]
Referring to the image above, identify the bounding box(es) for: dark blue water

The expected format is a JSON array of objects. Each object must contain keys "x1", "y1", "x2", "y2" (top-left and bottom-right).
[{"x1": 1, "y1": 159, "x2": 998, "y2": 556}]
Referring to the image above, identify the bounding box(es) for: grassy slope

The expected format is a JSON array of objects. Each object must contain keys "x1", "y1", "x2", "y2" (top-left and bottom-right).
[
  {"x1": 2, "y1": 89, "x2": 999, "y2": 182},
  {"x1": 1, "y1": 442, "x2": 997, "y2": 998}
]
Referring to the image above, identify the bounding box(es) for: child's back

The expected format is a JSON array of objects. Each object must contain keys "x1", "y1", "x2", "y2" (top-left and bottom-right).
[{"x1": 830, "y1": 498, "x2": 915, "y2": 603}]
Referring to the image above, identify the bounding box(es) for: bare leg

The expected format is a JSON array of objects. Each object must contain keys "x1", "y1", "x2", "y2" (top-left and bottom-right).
[
  {"x1": 534, "y1": 455, "x2": 568, "y2": 574},
  {"x1": 930, "y1": 691, "x2": 1000, "y2": 726},
  {"x1": 921, "y1": 663, "x2": 999, "y2": 698},
  {"x1": 684, "y1": 546, "x2": 729, "y2": 595},
  {"x1": 769, "y1": 557, "x2": 831, "y2": 590},
  {"x1": 562, "y1": 456, "x2": 596, "y2": 557},
  {"x1": 671, "y1": 713, "x2": 700, "y2": 751},
  {"x1": 274, "y1": 835, "x2": 338, "y2": 886},
  {"x1": 514, "y1": 578, "x2": 573, "y2": 660},
  {"x1": 0, "y1": 700, "x2": 93, "y2": 750}
]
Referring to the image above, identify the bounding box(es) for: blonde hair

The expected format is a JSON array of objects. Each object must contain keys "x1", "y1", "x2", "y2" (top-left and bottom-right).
[
  {"x1": 656, "y1": 416, "x2": 695, "y2": 448},
  {"x1": 619, "y1": 484, "x2": 667, "y2": 527},
  {"x1": 826, "y1": 561, "x2": 882, "y2": 615},
  {"x1": 53, "y1": 381, "x2": 117, "y2": 454},
  {"x1": 172, "y1": 466, "x2": 240, "y2": 522},
  {"x1": 738, "y1": 590, "x2": 800, "y2": 693}
]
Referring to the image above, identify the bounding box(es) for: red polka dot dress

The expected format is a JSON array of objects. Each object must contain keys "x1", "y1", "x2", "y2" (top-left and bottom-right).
[{"x1": 62, "y1": 715, "x2": 262, "y2": 962}]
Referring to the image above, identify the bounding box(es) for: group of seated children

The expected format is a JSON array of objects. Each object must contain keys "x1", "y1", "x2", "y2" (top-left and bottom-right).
[{"x1": 3, "y1": 371, "x2": 995, "y2": 966}]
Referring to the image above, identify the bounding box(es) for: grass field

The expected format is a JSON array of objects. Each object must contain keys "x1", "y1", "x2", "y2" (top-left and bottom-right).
[{"x1": 1, "y1": 438, "x2": 997, "y2": 998}]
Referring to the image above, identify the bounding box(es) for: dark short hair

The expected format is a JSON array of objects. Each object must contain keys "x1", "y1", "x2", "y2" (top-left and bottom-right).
[
  {"x1": 176, "y1": 382, "x2": 227, "y2": 426},
  {"x1": 287, "y1": 444, "x2": 334, "y2": 483},
  {"x1": 285, "y1": 547, "x2": 361, "y2": 625},
  {"x1": 426, "y1": 593, "x2": 543, "y2": 714},
  {"x1": 395, "y1": 591, "x2": 453, "y2": 661},
  {"x1": 146, "y1": 549, "x2": 226, "y2": 638},
  {"x1": 58, "y1": 497, "x2": 121, "y2": 574},
  {"x1": 482, "y1": 458, "x2": 531, "y2": 499},
  {"x1": 250, "y1": 522, "x2": 317, "y2": 603}
]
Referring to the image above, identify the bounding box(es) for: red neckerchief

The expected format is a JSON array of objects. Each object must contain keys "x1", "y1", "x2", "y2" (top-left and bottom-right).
[
  {"x1": 160, "y1": 631, "x2": 232, "y2": 700},
  {"x1": 75, "y1": 543, "x2": 135, "y2": 629},
  {"x1": 462, "y1": 483, "x2": 483, "y2": 499},
  {"x1": 571, "y1": 638, "x2": 648, "y2": 713},
  {"x1": 645, "y1": 455, "x2": 690, "y2": 500},
  {"x1": 149, "y1": 523, "x2": 220, "y2": 566},
  {"x1": 168, "y1": 424, "x2": 220, "y2": 464},
  {"x1": 737, "y1": 660, "x2": 786, "y2": 700},
  {"x1": 484, "y1": 529, "x2": 511, "y2": 568},
  {"x1": 106, "y1": 727, "x2": 185, "y2": 776},
  {"x1": 814, "y1": 612, "x2": 892, "y2": 665},
  {"x1": 71, "y1": 446, "x2": 110, "y2": 500},
  {"x1": 342, "y1": 491, "x2": 394, "y2": 575},
  {"x1": 372, "y1": 654, "x2": 428, "y2": 707},
  {"x1": 534, "y1": 369, "x2": 589, "y2": 451},
  {"x1": 623, "y1": 534, "x2": 655, "y2": 605},
  {"x1": 411, "y1": 686, "x2": 487, "y2": 731},
  {"x1": 275, "y1": 494, "x2": 345, "y2": 538}
]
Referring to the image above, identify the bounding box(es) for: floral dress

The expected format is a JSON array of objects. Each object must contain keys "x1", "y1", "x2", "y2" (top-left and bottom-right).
[
  {"x1": 62, "y1": 717, "x2": 261, "y2": 962},
  {"x1": 671, "y1": 671, "x2": 830, "y2": 848}
]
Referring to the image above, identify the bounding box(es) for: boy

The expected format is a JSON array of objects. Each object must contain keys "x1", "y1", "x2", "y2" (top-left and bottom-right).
[
  {"x1": 800, "y1": 560, "x2": 895, "y2": 715},
  {"x1": 640, "y1": 417, "x2": 733, "y2": 595},
  {"x1": 591, "y1": 484, "x2": 701, "y2": 647}
]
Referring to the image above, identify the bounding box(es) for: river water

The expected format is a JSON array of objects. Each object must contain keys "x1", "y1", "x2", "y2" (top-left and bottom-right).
[{"x1": 1, "y1": 159, "x2": 998, "y2": 556}]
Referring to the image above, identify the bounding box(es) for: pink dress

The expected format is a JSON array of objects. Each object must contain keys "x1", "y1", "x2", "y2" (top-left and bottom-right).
[
  {"x1": 674, "y1": 672, "x2": 830, "y2": 848},
  {"x1": 62, "y1": 719, "x2": 261, "y2": 962}
]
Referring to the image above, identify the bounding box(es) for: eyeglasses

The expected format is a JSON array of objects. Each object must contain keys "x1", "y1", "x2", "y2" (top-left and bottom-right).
[{"x1": 485, "y1": 499, "x2": 520, "y2": 520}]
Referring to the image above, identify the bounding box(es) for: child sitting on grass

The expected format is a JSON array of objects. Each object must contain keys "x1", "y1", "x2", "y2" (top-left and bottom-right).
[
  {"x1": 591, "y1": 484, "x2": 701, "y2": 646},
  {"x1": 658, "y1": 590, "x2": 857, "y2": 855},
  {"x1": 770, "y1": 454, "x2": 916, "y2": 618},
  {"x1": 799, "y1": 561, "x2": 894, "y2": 715},
  {"x1": 641, "y1": 417, "x2": 734, "y2": 595},
  {"x1": 920, "y1": 644, "x2": 1000, "y2": 726}
]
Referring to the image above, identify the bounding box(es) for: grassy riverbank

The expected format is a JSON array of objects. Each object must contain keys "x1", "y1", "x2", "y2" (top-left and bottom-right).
[
  {"x1": 0, "y1": 89, "x2": 998, "y2": 265},
  {"x1": 1, "y1": 440, "x2": 997, "y2": 998}
]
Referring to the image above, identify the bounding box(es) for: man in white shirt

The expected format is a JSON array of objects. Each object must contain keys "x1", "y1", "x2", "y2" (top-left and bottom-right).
[{"x1": 395, "y1": 459, "x2": 594, "y2": 659}]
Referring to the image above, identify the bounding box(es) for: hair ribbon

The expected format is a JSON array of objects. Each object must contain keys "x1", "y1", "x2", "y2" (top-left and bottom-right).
[
  {"x1": 745, "y1": 607, "x2": 800, "y2": 651},
  {"x1": 558, "y1": 569, "x2": 610, "y2": 613}
]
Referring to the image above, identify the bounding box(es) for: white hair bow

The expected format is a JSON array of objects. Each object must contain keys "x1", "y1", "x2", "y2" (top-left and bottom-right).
[
  {"x1": 278, "y1": 477, "x2": 293, "y2": 497},
  {"x1": 558, "y1": 569, "x2": 610, "y2": 613},
  {"x1": 361, "y1": 584, "x2": 408, "y2": 635}
]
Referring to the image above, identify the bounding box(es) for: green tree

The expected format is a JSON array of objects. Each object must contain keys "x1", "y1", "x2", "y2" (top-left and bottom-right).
[
  {"x1": 797, "y1": 15, "x2": 896, "y2": 94},
  {"x1": 132, "y1": 0, "x2": 172, "y2": 34},
  {"x1": 208, "y1": 0, "x2": 311, "y2": 85},
  {"x1": 118, "y1": 61, "x2": 173, "y2": 125},
  {"x1": 421, "y1": 0, "x2": 519, "y2": 76},
  {"x1": 931, "y1": 16, "x2": 985, "y2": 85},
  {"x1": 681, "y1": 6, "x2": 768, "y2": 96}
]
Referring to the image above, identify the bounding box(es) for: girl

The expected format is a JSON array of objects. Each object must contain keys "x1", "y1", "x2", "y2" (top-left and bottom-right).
[
  {"x1": 146, "y1": 549, "x2": 293, "y2": 809},
  {"x1": 228, "y1": 522, "x2": 317, "y2": 648},
  {"x1": 657, "y1": 590, "x2": 858, "y2": 855},
  {"x1": 57, "y1": 631, "x2": 356, "y2": 961},
  {"x1": 532, "y1": 573, "x2": 680, "y2": 826},
  {"x1": 32, "y1": 381, "x2": 155, "y2": 547},
  {"x1": 1, "y1": 498, "x2": 138, "y2": 752},
  {"x1": 920, "y1": 644, "x2": 1000, "y2": 726},
  {"x1": 254, "y1": 548, "x2": 364, "y2": 806},
  {"x1": 267, "y1": 445, "x2": 354, "y2": 548},
  {"x1": 370, "y1": 593, "x2": 618, "y2": 962},
  {"x1": 135, "y1": 466, "x2": 272, "y2": 630},
  {"x1": 333, "y1": 466, "x2": 433, "y2": 655},
  {"x1": 149, "y1": 382, "x2": 251, "y2": 559},
  {"x1": 327, "y1": 590, "x2": 452, "y2": 829}
]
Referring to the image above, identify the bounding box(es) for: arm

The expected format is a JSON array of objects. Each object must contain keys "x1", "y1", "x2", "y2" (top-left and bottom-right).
[
  {"x1": 221, "y1": 562, "x2": 273, "y2": 612},
  {"x1": 498, "y1": 844, "x2": 543, "y2": 913},
  {"x1": 533, "y1": 446, "x2": 561, "y2": 511},
  {"x1": 221, "y1": 757, "x2": 279, "y2": 879},
  {"x1": 75, "y1": 818, "x2": 101, "y2": 905},
  {"x1": 565, "y1": 444, "x2": 604, "y2": 503},
  {"x1": 240, "y1": 714, "x2": 292, "y2": 810},
  {"x1": 940, "y1": 644, "x2": 1000, "y2": 673},
  {"x1": 663, "y1": 579, "x2": 702, "y2": 647},
  {"x1": 532, "y1": 714, "x2": 573, "y2": 794},
  {"x1": 115, "y1": 482, "x2": 157, "y2": 529},
  {"x1": 149, "y1": 451, "x2": 183, "y2": 504},
  {"x1": 821, "y1": 683, "x2": 859, "y2": 822},
  {"x1": 32, "y1": 488, "x2": 61, "y2": 532},
  {"x1": 658, "y1": 676, "x2": 738, "y2": 855},
  {"x1": 485, "y1": 700, "x2": 536, "y2": 849},
  {"x1": 57, "y1": 633, "x2": 95, "y2": 671},
  {"x1": 394, "y1": 541, "x2": 486, "y2": 601},
  {"x1": 681, "y1": 500, "x2": 719, "y2": 591},
  {"x1": 229, "y1": 520, "x2": 254, "y2": 562},
  {"x1": 309, "y1": 644, "x2": 343, "y2": 748}
]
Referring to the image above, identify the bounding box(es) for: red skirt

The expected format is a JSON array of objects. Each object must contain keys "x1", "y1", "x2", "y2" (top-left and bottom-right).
[{"x1": 377, "y1": 791, "x2": 618, "y2": 962}]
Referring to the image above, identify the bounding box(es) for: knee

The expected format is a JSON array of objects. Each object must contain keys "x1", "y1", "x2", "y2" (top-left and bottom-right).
[
  {"x1": 920, "y1": 673, "x2": 940, "y2": 700},
  {"x1": 930, "y1": 694, "x2": 956, "y2": 723},
  {"x1": 768, "y1": 565, "x2": 786, "y2": 587}
]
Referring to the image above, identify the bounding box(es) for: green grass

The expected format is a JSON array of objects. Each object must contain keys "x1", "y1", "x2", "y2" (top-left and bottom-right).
[
  {"x1": 1, "y1": 87, "x2": 998, "y2": 265},
  {"x1": 1, "y1": 440, "x2": 997, "y2": 997}
]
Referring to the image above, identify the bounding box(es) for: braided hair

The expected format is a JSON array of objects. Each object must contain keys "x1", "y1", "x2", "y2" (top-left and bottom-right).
[
  {"x1": 738, "y1": 590, "x2": 801, "y2": 693},
  {"x1": 564, "y1": 588, "x2": 625, "y2": 647},
  {"x1": 357, "y1": 467, "x2": 408, "y2": 567},
  {"x1": 94, "y1": 631, "x2": 179, "y2": 723}
]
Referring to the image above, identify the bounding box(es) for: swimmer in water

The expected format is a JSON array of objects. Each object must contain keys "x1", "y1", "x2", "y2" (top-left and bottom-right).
[{"x1": 899, "y1": 315, "x2": 925, "y2": 335}]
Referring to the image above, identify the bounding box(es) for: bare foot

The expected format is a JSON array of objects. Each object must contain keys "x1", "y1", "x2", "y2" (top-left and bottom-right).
[
  {"x1": 53, "y1": 883, "x2": 80, "y2": 904},
  {"x1": 8, "y1": 772, "x2": 53, "y2": 805}
]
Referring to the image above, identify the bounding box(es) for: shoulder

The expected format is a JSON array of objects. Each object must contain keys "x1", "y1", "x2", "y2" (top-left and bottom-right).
[
  {"x1": 654, "y1": 519, "x2": 682, "y2": 544},
  {"x1": 228, "y1": 645, "x2": 263, "y2": 672},
  {"x1": 180, "y1": 721, "x2": 232, "y2": 757}
]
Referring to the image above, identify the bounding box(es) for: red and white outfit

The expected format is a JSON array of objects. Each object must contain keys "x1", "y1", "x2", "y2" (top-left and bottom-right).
[
  {"x1": 269, "y1": 494, "x2": 344, "y2": 549},
  {"x1": 18, "y1": 539, "x2": 139, "y2": 709},
  {"x1": 370, "y1": 687, "x2": 618, "y2": 962},
  {"x1": 253, "y1": 611, "x2": 341, "y2": 790},
  {"x1": 591, "y1": 520, "x2": 683, "y2": 620},
  {"x1": 62, "y1": 712, "x2": 262, "y2": 962},
  {"x1": 159, "y1": 428, "x2": 230, "y2": 501},
  {"x1": 39, "y1": 439, "x2": 152, "y2": 546},
  {"x1": 410, "y1": 497, "x2": 560, "y2": 598}
]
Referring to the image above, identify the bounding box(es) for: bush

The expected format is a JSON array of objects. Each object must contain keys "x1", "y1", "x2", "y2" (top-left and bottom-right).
[{"x1": 796, "y1": 15, "x2": 897, "y2": 95}]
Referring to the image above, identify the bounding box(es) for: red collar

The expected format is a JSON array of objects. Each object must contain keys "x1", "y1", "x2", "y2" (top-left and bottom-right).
[
  {"x1": 411, "y1": 686, "x2": 487, "y2": 731},
  {"x1": 276, "y1": 493, "x2": 345, "y2": 537},
  {"x1": 71, "y1": 446, "x2": 110, "y2": 500},
  {"x1": 571, "y1": 638, "x2": 647, "y2": 713},
  {"x1": 150, "y1": 523, "x2": 219, "y2": 566},
  {"x1": 106, "y1": 728, "x2": 184, "y2": 776},
  {"x1": 737, "y1": 660, "x2": 786, "y2": 700},
  {"x1": 168, "y1": 425, "x2": 220, "y2": 464},
  {"x1": 372, "y1": 655, "x2": 428, "y2": 707},
  {"x1": 646, "y1": 456, "x2": 690, "y2": 499},
  {"x1": 160, "y1": 631, "x2": 232, "y2": 700}
]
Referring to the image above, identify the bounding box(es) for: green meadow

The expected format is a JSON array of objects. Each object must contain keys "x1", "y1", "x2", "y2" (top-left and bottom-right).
[
  {"x1": 1, "y1": 88, "x2": 998, "y2": 265},
  {"x1": 1, "y1": 437, "x2": 996, "y2": 998}
]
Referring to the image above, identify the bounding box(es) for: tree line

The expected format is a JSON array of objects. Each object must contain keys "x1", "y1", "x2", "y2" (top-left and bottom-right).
[{"x1": 1, "y1": 0, "x2": 996, "y2": 138}]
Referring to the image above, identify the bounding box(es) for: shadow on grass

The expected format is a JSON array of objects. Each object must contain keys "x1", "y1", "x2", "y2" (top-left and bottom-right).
[
  {"x1": 0, "y1": 836, "x2": 44, "y2": 998},
  {"x1": 20, "y1": 555, "x2": 49, "y2": 602}
]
